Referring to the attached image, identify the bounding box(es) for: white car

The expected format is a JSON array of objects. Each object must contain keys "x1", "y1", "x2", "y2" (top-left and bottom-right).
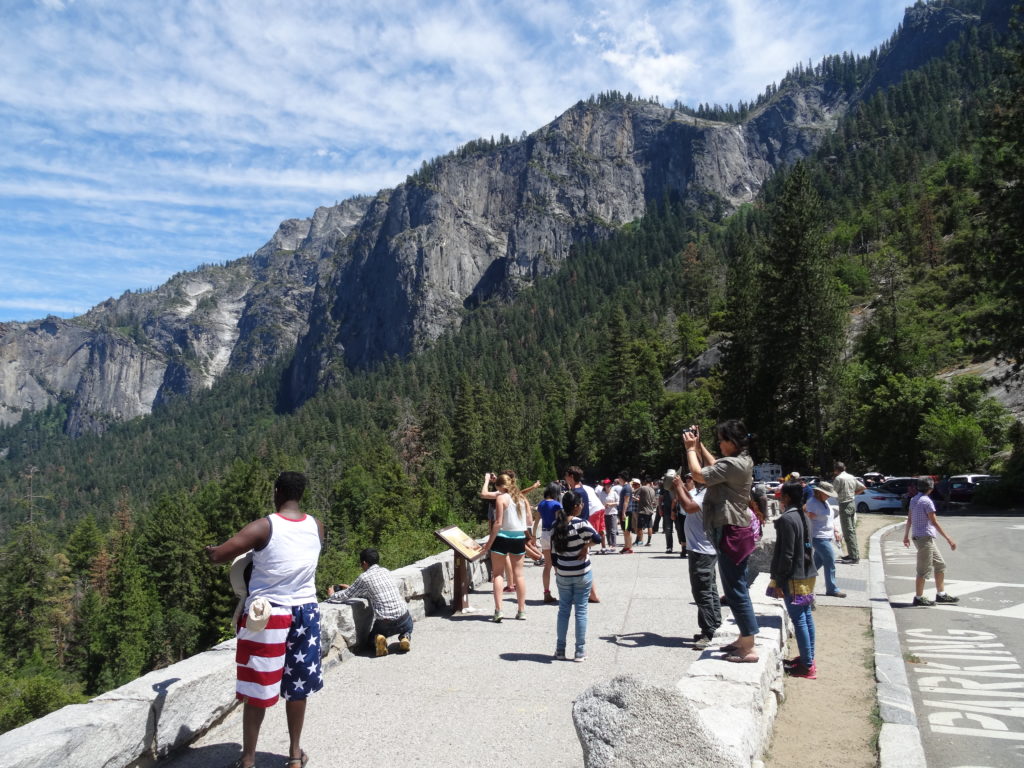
[{"x1": 856, "y1": 477, "x2": 915, "y2": 514}]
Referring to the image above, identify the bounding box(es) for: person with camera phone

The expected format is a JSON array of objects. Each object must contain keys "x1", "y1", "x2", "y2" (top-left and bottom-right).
[{"x1": 682, "y1": 420, "x2": 760, "y2": 663}]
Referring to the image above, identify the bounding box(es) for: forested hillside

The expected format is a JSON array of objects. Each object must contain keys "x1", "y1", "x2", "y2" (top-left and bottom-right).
[{"x1": 0, "y1": 0, "x2": 1021, "y2": 734}]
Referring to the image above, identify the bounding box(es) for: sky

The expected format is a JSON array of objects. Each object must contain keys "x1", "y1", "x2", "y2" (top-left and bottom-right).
[{"x1": 0, "y1": 0, "x2": 910, "y2": 322}]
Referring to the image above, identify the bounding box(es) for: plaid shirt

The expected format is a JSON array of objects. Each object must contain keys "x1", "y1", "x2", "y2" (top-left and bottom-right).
[{"x1": 327, "y1": 564, "x2": 408, "y2": 621}]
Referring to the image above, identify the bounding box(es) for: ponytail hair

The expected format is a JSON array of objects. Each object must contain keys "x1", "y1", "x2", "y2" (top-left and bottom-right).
[
  {"x1": 497, "y1": 472, "x2": 525, "y2": 506},
  {"x1": 715, "y1": 419, "x2": 754, "y2": 454},
  {"x1": 552, "y1": 491, "x2": 579, "y2": 554}
]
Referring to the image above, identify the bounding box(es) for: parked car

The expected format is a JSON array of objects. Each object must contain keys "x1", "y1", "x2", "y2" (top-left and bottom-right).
[
  {"x1": 862, "y1": 472, "x2": 886, "y2": 487},
  {"x1": 948, "y1": 474, "x2": 995, "y2": 502},
  {"x1": 856, "y1": 477, "x2": 916, "y2": 514}
]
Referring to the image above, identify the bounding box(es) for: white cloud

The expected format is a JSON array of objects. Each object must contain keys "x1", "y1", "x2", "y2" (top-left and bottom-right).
[{"x1": 0, "y1": 0, "x2": 909, "y2": 321}]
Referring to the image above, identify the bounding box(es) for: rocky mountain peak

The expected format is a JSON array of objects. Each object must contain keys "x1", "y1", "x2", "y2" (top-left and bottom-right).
[{"x1": 0, "y1": 1, "x2": 991, "y2": 433}]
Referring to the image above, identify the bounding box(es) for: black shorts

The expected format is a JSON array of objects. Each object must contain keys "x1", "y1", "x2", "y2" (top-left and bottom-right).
[
  {"x1": 638, "y1": 513, "x2": 653, "y2": 529},
  {"x1": 491, "y1": 536, "x2": 526, "y2": 556}
]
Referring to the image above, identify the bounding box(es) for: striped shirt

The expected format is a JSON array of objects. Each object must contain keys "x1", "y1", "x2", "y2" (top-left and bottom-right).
[
  {"x1": 326, "y1": 564, "x2": 408, "y2": 621},
  {"x1": 553, "y1": 517, "x2": 599, "y2": 577}
]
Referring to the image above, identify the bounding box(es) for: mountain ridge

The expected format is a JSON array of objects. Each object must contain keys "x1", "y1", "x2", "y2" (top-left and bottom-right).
[{"x1": 0, "y1": 0, "x2": 984, "y2": 435}]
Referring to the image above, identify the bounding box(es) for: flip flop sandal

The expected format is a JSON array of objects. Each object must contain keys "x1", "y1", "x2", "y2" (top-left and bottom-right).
[
  {"x1": 285, "y1": 751, "x2": 309, "y2": 767},
  {"x1": 724, "y1": 652, "x2": 759, "y2": 664},
  {"x1": 719, "y1": 644, "x2": 738, "y2": 653}
]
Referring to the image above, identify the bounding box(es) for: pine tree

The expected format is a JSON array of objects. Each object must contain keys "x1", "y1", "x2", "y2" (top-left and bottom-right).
[
  {"x1": 65, "y1": 514, "x2": 103, "y2": 578},
  {"x1": 979, "y1": 12, "x2": 1024, "y2": 368},
  {"x1": 137, "y1": 493, "x2": 211, "y2": 661},
  {"x1": 0, "y1": 523, "x2": 64, "y2": 665},
  {"x1": 97, "y1": 508, "x2": 158, "y2": 690},
  {"x1": 764, "y1": 163, "x2": 846, "y2": 469}
]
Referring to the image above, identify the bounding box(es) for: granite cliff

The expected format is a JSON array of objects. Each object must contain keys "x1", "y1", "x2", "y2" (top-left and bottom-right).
[{"x1": 0, "y1": 1, "x2": 984, "y2": 434}]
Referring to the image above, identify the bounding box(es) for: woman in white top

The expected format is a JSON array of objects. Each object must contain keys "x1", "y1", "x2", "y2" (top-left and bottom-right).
[{"x1": 480, "y1": 472, "x2": 533, "y2": 622}]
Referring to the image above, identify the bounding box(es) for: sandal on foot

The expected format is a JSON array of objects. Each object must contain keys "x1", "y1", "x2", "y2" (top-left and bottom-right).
[
  {"x1": 285, "y1": 752, "x2": 309, "y2": 767},
  {"x1": 724, "y1": 652, "x2": 759, "y2": 664},
  {"x1": 719, "y1": 644, "x2": 738, "y2": 653}
]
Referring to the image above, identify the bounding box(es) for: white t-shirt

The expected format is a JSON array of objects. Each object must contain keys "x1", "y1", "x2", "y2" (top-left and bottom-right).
[
  {"x1": 579, "y1": 484, "x2": 604, "y2": 518},
  {"x1": 684, "y1": 489, "x2": 715, "y2": 556},
  {"x1": 604, "y1": 488, "x2": 620, "y2": 514},
  {"x1": 805, "y1": 496, "x2": 835, "y2": 540}
]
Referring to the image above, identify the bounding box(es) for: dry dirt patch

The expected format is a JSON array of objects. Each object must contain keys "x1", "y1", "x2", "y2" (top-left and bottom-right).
[{"x1": 765, "y1": 513, "x2": 902, "y2": 768}]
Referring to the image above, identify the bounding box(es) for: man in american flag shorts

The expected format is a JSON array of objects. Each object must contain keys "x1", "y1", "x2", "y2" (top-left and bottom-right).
[{"x1": 206, "y1": 471, "x2": 324, "y2": 768}]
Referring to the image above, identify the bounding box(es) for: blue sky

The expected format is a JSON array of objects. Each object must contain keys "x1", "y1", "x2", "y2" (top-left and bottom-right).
[{"x1": 0, "y1": 0, "x2": 909, "y2": 322}]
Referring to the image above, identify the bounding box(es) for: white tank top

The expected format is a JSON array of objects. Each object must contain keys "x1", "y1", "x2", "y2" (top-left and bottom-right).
[
  {"x1": 498, "y1": 494, "x2": 527, "y2": 534},
  {"x1": 247, "y1": 513, "x2": 321, "y2": 607}
]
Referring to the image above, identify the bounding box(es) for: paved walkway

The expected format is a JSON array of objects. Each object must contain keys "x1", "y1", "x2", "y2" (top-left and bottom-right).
[{"x1": 160, "y1": 538, "x2": 874, "y2": 768}]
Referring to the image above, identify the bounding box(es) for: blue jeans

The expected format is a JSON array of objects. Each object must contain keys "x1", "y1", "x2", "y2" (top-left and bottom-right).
[
  {"x1": 714, "y1": 529, "x2": 759, "y2": 637},
  {"x1": 368, "y1": 611, "x2": 414, "y2": 649},
  {"x1": 556, "y1": 571, "x2": 593, "y2": 658},
  {"x1": 812, "y1": 538, "x2": 839, "y2": 594},
  {"x1": 785, "y1": 595, "x2": 815, "y2": 665}
]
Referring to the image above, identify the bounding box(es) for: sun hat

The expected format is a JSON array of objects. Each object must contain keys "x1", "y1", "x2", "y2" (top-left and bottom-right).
[
  {"x1": 229, "y1": 551, "x2": 253, "y2": 628},
  {"x1": 229, "y1": 551, "x2": 273, "y2": 631},
  {"x1": 814, "y1": 480, "x2": 838, "y2": 498},
  {"x1": 246, "y1": 597, "x2": 273, "y2": 633}
]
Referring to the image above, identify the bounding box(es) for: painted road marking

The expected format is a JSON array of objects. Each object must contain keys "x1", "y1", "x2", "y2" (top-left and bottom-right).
[
  {"x1": 907, "y1": 628, "x2": 1024, "y2": 743},
  {"x1": 886, "y1": 575, "x2": 1024, "y2": 621}
]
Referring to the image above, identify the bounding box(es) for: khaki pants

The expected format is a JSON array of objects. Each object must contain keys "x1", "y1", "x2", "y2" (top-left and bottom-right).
[
  {"x1": 913, "y1": 536, "x2": 946, "y2": 579},
  {"x1": 839, "y1": 500, "x2": 858, "y2": 560}
]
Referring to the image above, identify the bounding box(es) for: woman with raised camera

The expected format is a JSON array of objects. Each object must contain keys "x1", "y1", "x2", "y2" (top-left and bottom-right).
[{"x1": 682, "y1": 420, "x2": 760, "y2": 663}]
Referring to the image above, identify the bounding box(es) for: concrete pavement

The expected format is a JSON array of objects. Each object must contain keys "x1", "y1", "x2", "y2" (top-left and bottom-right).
[
  {"x1": 880, "y1": 512, "x2": 1024, "y2": 768},
  {"x1": 159, "y1": 544, "x2": 767, "y2": 768}
]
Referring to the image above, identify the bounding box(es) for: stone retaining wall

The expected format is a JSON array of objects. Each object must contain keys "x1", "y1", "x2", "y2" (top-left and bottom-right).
[
  {"x1": 0, "y1": 549, "x2": 490, "y2": 768},
  {"x1": 572, "y1": 530, "x2": 789, "y2": 768}
]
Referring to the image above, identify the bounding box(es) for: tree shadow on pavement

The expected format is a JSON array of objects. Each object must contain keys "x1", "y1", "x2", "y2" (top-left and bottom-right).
[{"x1": 599, "y1": 631, "x2": 680, "y2": 649}]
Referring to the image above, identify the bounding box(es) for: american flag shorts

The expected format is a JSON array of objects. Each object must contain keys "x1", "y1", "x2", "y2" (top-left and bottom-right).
[{"x1": 235, "y1": 602, "x2": 323, "y2": 708}]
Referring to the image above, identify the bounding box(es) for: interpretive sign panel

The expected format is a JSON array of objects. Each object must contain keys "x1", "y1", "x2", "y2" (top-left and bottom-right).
[{"x1": 434, "y1": 525, "x2": 486, "y2": 563}]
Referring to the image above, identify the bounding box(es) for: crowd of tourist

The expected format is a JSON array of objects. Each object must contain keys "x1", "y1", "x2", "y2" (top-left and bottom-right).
[{"x1": 206, "y1": 419, "x2": 917, "y2": 766}]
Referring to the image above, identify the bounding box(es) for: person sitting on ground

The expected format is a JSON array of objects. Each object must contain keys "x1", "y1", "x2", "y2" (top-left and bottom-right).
[
  {"x1": 903, "y1": 475, "x2": 959, "y2": 606},
  {"x1": 536, "y1": 482, "x2": 563, "y2": 603},
  {"x1": 327, "y1": 547, "x2": 414, "y2": 656},
  {"x1": 769, "y1": 481, "x2": 818, "y2": 679},
  {"x1": 205, "y1": 471, "x2": 323, "y2": 768},
  {"x1": 552, "y1": 490, "x2": 601, "y2": 662},
  {"x1": 805, "y1": 481, "x2": 846, "y2": 598}
]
